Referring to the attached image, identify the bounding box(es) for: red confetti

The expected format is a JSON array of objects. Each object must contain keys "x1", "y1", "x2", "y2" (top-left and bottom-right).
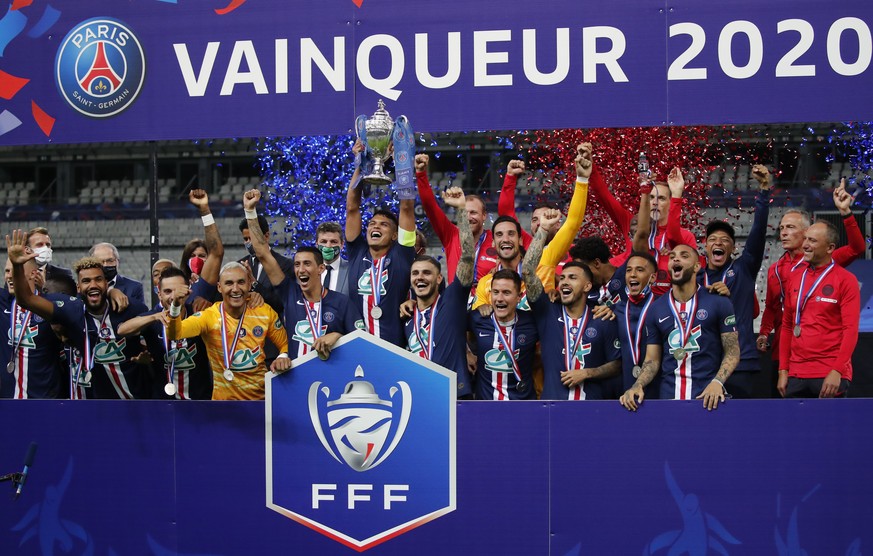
[
  {"x1": 31, "y1": 100, "x2": 54, "y2": 137},
  {"x1": 215, "y1": 0, "x2": 246, "y2": 15},
  {"x1": 0, "y1": 69, "x2": 29, "y2": 100},
  {"x1": 352, "y1": 0, "x2": 364, "y2": 6},
  {"x1": 10, "y1": 0, "x2": 33, "y2": 11}
]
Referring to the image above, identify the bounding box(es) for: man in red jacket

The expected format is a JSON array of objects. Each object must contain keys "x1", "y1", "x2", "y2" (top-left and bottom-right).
[{"x1": 777, "y1": 220, "x2": 860, "y2": 398}]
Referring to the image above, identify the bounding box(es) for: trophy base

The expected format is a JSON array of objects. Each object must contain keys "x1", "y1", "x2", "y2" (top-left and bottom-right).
[{"x1": 362, "y1": 173, "x2": 393, "y2": 187}]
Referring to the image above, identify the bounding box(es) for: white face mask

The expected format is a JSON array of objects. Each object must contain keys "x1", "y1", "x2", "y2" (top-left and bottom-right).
[{"x1": 33, "y1": 246, "x2": 52, "y2": 265}]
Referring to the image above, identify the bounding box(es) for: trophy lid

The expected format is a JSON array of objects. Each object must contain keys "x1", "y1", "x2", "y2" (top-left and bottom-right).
[{"x1": 370, "y1": 99, "x2": 393, "y2": 122}]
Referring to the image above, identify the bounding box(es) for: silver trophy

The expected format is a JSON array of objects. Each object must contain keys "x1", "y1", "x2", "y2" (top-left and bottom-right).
[{"x1": 361, "y1": 100, "x2": 395, "y2": 186}]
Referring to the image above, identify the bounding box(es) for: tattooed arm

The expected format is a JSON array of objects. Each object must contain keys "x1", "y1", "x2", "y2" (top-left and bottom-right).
[
  {"x1": 560, "y1": 359, "x2": 621, "y2": 388},
  {"x1": 696, "y1": 331, "x2": 739, "y2": 410},
  {"x1": 522, "y1": 208, "x2": 561, "y2": 304},
  {"x1": 242, "y1": 189, "x2": 287, "y2": 287},
  {"x1": 619, "y1": 344, "x2": 662, "y2": 411},
  {"x1": 443, "y1": 187, "x2": 475, "y2": 288}
]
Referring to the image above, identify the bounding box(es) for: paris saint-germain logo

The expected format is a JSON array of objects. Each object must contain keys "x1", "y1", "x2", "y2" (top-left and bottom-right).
[
  {"x1": 308, "y1": 365, "x2": 411, "y2": 472},
  {"x1": 55, "y1": 18, "x2": 146, "y2": 118}
]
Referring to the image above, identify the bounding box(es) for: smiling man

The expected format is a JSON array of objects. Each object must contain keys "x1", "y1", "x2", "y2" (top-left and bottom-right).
[
  {"x1": 623, "y1": 244, "x2": 739, "y2": 411},
  {"x1": 471, "y1": 216, "x2": 527, "y2": 310}
]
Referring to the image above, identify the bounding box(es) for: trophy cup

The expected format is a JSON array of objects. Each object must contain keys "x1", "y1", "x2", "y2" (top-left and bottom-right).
[{"x1": 360, "y1": 100, "x2": 395, "y2": 186}]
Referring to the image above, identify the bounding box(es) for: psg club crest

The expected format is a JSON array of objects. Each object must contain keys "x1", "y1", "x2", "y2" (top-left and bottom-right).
[
  {"x1": 308, "y1": 366, "x2": 411, "y2": 472},
  {"x1": 266, "y1": 330, "x2": 456, "y2": 551},
  {"x1": 55, "y1": 18, "x2": 146, "y2": 118}
]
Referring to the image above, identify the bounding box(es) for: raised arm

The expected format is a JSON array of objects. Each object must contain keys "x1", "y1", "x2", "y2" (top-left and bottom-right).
[
  {"x1": 740, "y1": 165, "x2": 772, "y2": 274},
  {"x1": 5, "y1": 230, "x2": 55, "y2": 320},
  {"x1": 415, "y1": 154, "x2": 458, "y2": 248},
  {"x1": 117, "y1": 311, "x2": 167, "y2": 337},
  {"x1": 499, "y1": 161, "x2": 533, "y2": 247},
  {"x1": 632, "y1": 177, "x2": 653, "y2": 253},
  {"x1": 522, "y1": 208, "x2": 561, "y2": 303},
  {"x1": 242, "y1": 189, "x2": 287, "y2": 287},
  {"x1": 345, "y1": 140, "x2": 365, "y2": 243},
  {"x1": 539, "y1": 144, "x2": 591, "y2": 268},
  {"x1": 833, "y1": 178, "x2": 866, "y2": 266},
  {"x1": 442, "y1": 187, "x2": 475, "y2": 288},
  {"x1": 665, "y1": 167, "x2": 685, "y2": 248},
  {"x1": 588, "y1": 160, "x2": 632, "y2": 238},
  {"x1": 190, "y1": 189, "x2": 225, "y2": 285}
]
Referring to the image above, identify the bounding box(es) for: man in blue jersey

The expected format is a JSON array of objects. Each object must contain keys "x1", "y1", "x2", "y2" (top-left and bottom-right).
[
  {"x1": 116, "y1": 266, "x2": 213, "y2": 400},
  {"x1": 697, "y1": 164, "x2": 770, "y2": 398},
  {"x1": 346, "y1": 140, "x2": 416, "y2": 347},
  {"x1": 7, "y1": 230, "x2": 157, "y2": 399},
  {"x1": 403, "y1": 187, "x2": 476, "y2": 399},
  {"x1": 0, "y1": 256, "x2": 65, "y2": 399},
  {"x1": 570, "y1": 237, "x2": 627, "y2": 308},
  {"x1": 621, "y1": 243, "x2": 740, "y2": 411}
]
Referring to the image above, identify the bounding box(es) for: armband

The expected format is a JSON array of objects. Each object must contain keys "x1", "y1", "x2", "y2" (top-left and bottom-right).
[{"x1": 398, "y1": 228, "x2": 417, "y2": 247}]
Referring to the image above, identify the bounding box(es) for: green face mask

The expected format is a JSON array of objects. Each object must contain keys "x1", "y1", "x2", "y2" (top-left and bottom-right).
[{"x1": 319, "y1": 245, "x2": 340, "y2": 262}]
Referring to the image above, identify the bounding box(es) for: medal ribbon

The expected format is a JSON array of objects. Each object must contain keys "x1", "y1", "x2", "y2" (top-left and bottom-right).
[
  {"x1": 668, "y1": 289, "x2": 698, "y2": 352},
  {"x1": 413, "y1": 295, "x2": 439, "y2": 359},
  {"x1": 81, "y1": 306, "x2": 109, "y2": 376},
  {"x1": 624, "y1": 293, "x2": 654, "y2": 366},
  {"x1": 794, "y1": 261, "x2": 836, "y2": 329},
  {"x1": 703, "y1": 260, "x2": 735, "y2": 289},
  {"x1": 490, "y1": 314, "x2": 522, "y2": 383},
  {"x1": 220, "y1": 302, "x2": 247, "y2": 371},
  {"x1": 368, "y1": 256, "x2": 385, "y2": 309},
  {"x1": 470, "y1": 232, "x2": 487, "y2": 281},
  {"x1": 648, "y1": 222, "x2": 667, "y2": 262},
  {"x1": 562, "y1": 306, "x2": 590, "y2": 372},
  {"x1": 161, "y1": 325, "x2": 177, "y2": 390},
  {"x1": 304, "y1": 289, "x2": 328, "y2": 348},
  {"x1": 8, "y1": 298, "x2": 33, "y2": 371}
]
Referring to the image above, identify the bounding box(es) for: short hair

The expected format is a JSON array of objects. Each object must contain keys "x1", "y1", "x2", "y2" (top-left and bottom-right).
[
  {"x1": 818, "y1": 220, "x2": 840, "y2": 245},
  {"x1": 44, "y1": 274, "x2": 76, "y2": 296},
  {"x1": 159, "y1": 266, "x2": 188, "y2": 286},
  {"x1": 533, "y1": 201, "x2": 561, "y2": 212},
  {"x1": 569, "y1": 237, "x2": 612, "y2": 264},
  {"x1": 415, "y1": 229, "x2": 427, "y2": 248},
  {"x1": 316, "y1": 222, "x2": 343, "y2": 239},
  {"x1": 25, "y1": 227, "x2": 50, "y2": 245},
  {"x1": 72, "y1": 257, "x2": 105, "y2": 277},
  {"x1": 465, "y1": 194, "x2": 487, "y2": 214},
  {"x1": 218, "y1": 261, "x2": 248, "y2": 280},
  {"x1": 783, "y1": 209, "x2": 812, "y2": 229},
  {"x1": 180, "y1": 239, "x2": 207, "y2": 282},
  {"x1": 561, "y1": 261, "x2": 594, "y2": 283},
  {"x1": 371, "y1": 209, "x2": 399, "y2": 230},
  {"x1": 152, "y1": 258, "x2": 176, "y2": 271},
  {"x1": 705, "y1": 220, "x2": 736, "y2": 242},
  {"x1": 492, "y1": 215, "x2": 522, "y2": 236},
  {"x1": 412, "y1": 255, "x2": 441, "y2": 274},
  {"x1": 626, "y1": 251, "x2": 658, "y2": 272},
  {"x1": 491, "y1": 268, "x2": 522, "y2": 292},
  {"x1": 89, "y1": 242, "x2": 120, "y2": 262},
  {"x1": 295, "y1": 246, "x2": 324, "y2": 266},
  {"x1": 239, "y1": 215, "x2": 270, "y2": 234}
]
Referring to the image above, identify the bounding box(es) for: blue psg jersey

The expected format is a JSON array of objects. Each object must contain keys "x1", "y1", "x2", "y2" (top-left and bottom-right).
[
  {"x1": 403, "y1": 279, "x2": 473, "y2": 397},
  {"x1": 587, "y1": 263, "x2": 627, "y2": 308},
  {"x1": 141, "y1": 305, "x2": 212, "y2": 400},
  {"x1": 347, "y1": 235, "x2": 415, "y2": 347},
  {"x1": 646, "y1": 288, "x2": 736, "y2": 400},
  {"x1": 469, "y1": 310, "x2": 539, "y2": 400},
  {"x1": 279, "y1": 276, "x2": 363, "y2": 358},
  {"x1": 532, "y1": 296, "x2": 622, "y2": 400},
  {"x1": 51, "y1": 296, "x2": 156, "y2": 399},
  {"x1": 613, "y1": 296, "x2": 661, "y2": 399},
  {"x1": 0, "y1": 289, "x2": 64, "y2": 399}
]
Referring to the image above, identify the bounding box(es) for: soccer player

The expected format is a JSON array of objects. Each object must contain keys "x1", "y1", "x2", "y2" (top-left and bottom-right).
[
  {"x1": 697, "y1": 164, "x2": 770, "y2": 398},
  {"x1": 471, "y1": 216, "x2": 527, "y2": 310},
  {"x1": 116, "y1": 266, "x2": 213, "y2": 400},
  {"x1": 346, "y1": 140, "x2": 416, "y2": 347},
  {"x1": 525, "y1": 208, "x2": 622, "y2": 400},
  {"x1": 243, "y1": 189, "x2": 362, "y2": 359},
  {"x1": 757, "y1": 179, "x2": 865, "y2": 375},
  {"x1": 621, "y1": 244, "x2": 739, "y2": 411},
  {"x1": 167, "y1": 262, "x2": 289, "y2": 401},
  {"x1": 7, "y1": 230, "x2": 155, "y2": 399},
  {"x1": 404, "y1": 187, "x2": 477, "y2": 399},
  {"x1": 777, "y1": 221, "x2": 859, "y2": 398},
  {"x1": 0, "y1": 255, "x2": 64, "y2": 399}
]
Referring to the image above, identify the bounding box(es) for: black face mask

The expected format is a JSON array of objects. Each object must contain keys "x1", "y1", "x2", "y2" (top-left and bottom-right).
[{"x1": 103, "y1": 265, "x2": 118, "y2": 282}]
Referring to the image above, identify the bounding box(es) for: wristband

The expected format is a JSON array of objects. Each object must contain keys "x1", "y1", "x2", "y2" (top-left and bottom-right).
[
  {"x1": 244, "y1": 209, "x2": 258, "y2": 220},
  {"x1": 201, "y1": 214, "x2": 215, "y2": 227},
  {"x1": 276, "y1": 353, "x2": 290, "y2": 359},
  {"x1": 712, "y1": 378, "x2": 725, "y2": 391},
  {"x1": 576, "y1": 177, "x2": 589, "y2": 185},
  {"x1": 639, "y1": 185, "x2": 653, "y2": 195},
  {"x1": 169, "y1": 303, "x2": 181, "y2": 318}
]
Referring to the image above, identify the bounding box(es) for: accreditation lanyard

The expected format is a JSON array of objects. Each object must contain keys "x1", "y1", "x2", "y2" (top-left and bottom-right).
[
  {"x1": 490, "y1": 314, "x2": 522, "y2": 382},
  {"x1": 794, "y1": 261, "x2": 836, "y2": 329},
  {"x1": 368, "y1": 256, "x2": 385, "y2": 308},
  {"x1": 413, "y1": 295, "x2": 439, "y2": 360},
  {"x1": 305, "y1": 289, "x2": 328, "y2": 345},
  {"x1": 220, "y1": 302, "x2": 247, "y2": 371},
  {"x1": 774, "y1": 253, "x2": 806, "y2": 302},
  {"x1": 8, "y1": 298, "x2": 33, "y2": 370},
  {"x1": 470, "y1": 232, "x2": 487, "y2": 281},
  {"x1": 702, "y1": 261, "x2": 735, "y2": 289},
  {"x1": 562, "y1": 306, "x2": 590, "y2": 371},
  {"x1": 668, "y1": 289, "x2": 698, "y2": 350},
  {"x1": 624, "y1": 294, "x2": 654, "y2": 367}
]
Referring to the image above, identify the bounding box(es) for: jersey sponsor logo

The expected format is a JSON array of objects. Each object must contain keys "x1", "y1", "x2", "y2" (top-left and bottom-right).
[
  {"x1": 8, "y1": 324, "x2": 39, "y2": 349},
  {"x1": 613, "y1": 338, "x2": 621, "y2": 350},
  {"x1": 407, "y1": 329, "x2": 428, "y2": 356},
  {"x1": 724, "y1": 315, "x2": 736, "y2": 326},
  {"x1": 293, "y1": 320, "x2": 327, "y2": 347},
  {"x1": 167, "y1": 341, "x2": 197, "y2": 371},
  {"x1": 266, "y1": 331, "x2": 455, "y2": 550},
  {"x1": 517, "y1": 292, "x2": 530, "y2": 311},
  {"x1": 274, "y1": 318, "x2": 283, "y2": 329},
  {"x1": 484, "y1": 348, "x2": 519, "y2": 373},
  {"x1": 230, "y1": 346, "x2": 260, "y2": 371},
  {"x1": 94, "y1": 337, "x2": 127, "y2": 364},
  {"x1": 55, "y1": 18, "x2": 146, "y2": 118},
  {"x1": 55, "y1": 300, "x2": 65, "y2": 307},
  {"x1": 659, "y1": 315, "x2": 671, "y2": 324},
  {"x1": 819, "y1": 297, "x2": 838, "y2": 304},
  {"x1": 357, "y1": 268, "x2": 388, "y2": 296},
  {"x1": 667, "y1": 325, "x2": 702, "y2": 358},
  {"x1": 354, "y1": 319, "x2": 366, "y2": 330}
]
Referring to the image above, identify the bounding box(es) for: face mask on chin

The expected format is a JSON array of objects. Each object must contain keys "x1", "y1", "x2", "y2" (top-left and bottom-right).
[{"x1": 318, "y1": 245, "x2": 340, "y2": 263}]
